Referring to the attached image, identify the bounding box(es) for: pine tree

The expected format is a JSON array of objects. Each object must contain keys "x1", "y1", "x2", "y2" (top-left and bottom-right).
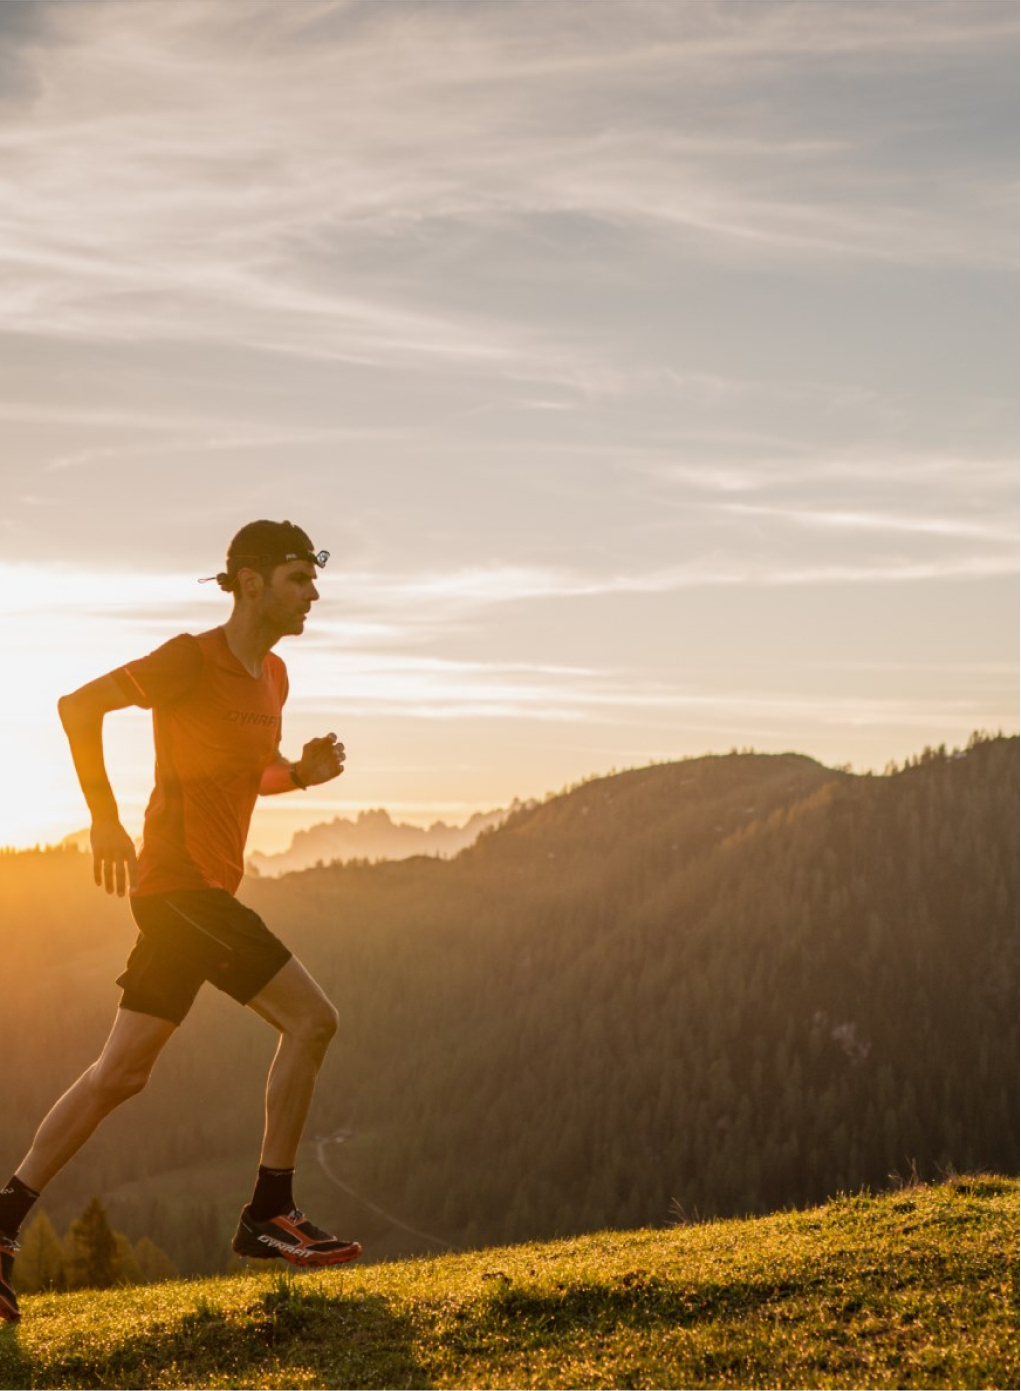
[
  {"x1": 65, "y1": 1198, "x2": 118, "y2": 1289},
  {"x1": 13, "y1": 1211, "x2": 66, "y2": 1293}
]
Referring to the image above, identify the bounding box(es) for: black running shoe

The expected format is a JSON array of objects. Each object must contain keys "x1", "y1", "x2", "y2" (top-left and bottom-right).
[
  {"x1": 0, "y1": 1232, "x2": 20, "y2": 1324},
  {"x1": 231, "y1": 1206, "x2": 361, "y2": 1268}
]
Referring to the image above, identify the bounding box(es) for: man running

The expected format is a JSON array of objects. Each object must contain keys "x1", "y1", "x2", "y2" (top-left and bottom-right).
[{"x1": 0, "y1": 520, "x2": 360, "y2": 1323}]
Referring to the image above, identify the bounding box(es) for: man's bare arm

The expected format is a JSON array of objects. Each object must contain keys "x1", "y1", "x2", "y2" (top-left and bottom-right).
[
  {"x1": 58, "y1": 674, "x2": 138, "y2": 897},
  {"x1": 259, "y1": 733, "x2": 346, "y2": 795}
]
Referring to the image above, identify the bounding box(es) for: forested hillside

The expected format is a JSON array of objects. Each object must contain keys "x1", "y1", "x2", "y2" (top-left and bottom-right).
[{"x1": 0, "y1": 735, "x2": 1016, "y2": 1277}]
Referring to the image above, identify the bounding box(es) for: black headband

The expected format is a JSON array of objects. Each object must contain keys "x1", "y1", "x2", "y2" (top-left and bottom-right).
[
  {"x1": 229, "y1": 548, "x2": 330, "y2": 570},
  {"x1": 198, "y1": 549, "x2": 330, "y2": 586}
]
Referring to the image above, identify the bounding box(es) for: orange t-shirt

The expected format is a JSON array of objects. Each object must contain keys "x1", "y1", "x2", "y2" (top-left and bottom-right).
[{"x1": 113, "y1": 627, "x2": 288, "y2": 896}]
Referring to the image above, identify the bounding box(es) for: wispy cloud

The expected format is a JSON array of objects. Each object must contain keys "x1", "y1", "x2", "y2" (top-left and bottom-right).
[
  {"x1": 43, "y1": 423, "x2": 412, "y2": 473},
  {"x1": 295, "y1": 658, "x2": 1011, "y2": 729},
  {"x1": 0, "y1": 0, "x2": 1013, "y2": 378},
  {"x1": 720, "y1": 502, "x2": 1017, "y2": 542},
  {"x1": 619, "y1": 442, "x2": 1018, "y2": 484},
  {"x1": 316, "y1": 553, "x2": 1020, "y2": 632},
  {"x1": 6, "y1": 542, "x2": 1014, "y2": 658}
]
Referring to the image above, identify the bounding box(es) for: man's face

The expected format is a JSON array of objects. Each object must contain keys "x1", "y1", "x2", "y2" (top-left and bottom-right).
[{"x1": 257, "y1": 560, "x2": 320, "y2": 636}]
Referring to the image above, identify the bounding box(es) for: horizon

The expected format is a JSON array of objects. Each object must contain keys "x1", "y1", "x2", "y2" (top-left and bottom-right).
[
  {"x1": 1, "y1": 1, "x2": 1017, "y2": 853},
  {"x1": 6, "y1": 731, "x2": 1012, "y2": 859}
]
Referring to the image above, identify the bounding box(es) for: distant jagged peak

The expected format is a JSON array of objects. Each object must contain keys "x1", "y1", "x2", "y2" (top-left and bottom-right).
[{"x1": 247, "y1": 804, "x2": 509, "y2": 876}]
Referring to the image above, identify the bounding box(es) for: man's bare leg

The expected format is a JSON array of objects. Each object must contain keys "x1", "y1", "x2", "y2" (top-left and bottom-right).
[
  {"x1": 16, "y1": 1009, "x2": 177, "y2": 1193},
  {"x1": 231, "y1": 957, "x2": 358, "y2": 1265},
  {"x1": 245, "y1": 956, "x2": 339, "y2": 1168},
  {"x1": 17, "y1": 958, "x2": 336, "y2": 1190}
]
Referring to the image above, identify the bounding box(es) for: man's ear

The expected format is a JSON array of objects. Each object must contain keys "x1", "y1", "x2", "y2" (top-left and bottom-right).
[{"x1": 236, "y1": 567, "x2": 265, "y2": 600}]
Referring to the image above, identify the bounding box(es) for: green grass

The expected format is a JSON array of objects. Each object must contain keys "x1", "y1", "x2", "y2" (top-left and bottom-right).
[{"x1": 2, "y1": 1176, "x2": 1017, "y2": 1389}]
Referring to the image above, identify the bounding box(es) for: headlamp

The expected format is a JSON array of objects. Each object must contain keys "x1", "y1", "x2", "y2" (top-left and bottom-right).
[
  {"x1": 198, "y1": 548, "x2": 329, "y2": 585},
  {"x1": 229, "y1": 549, "x2": 329, "y2": 570}
]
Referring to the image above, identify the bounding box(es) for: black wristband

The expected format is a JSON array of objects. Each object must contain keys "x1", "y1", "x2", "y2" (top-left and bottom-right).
[{"x1": 288, "y1": 762, "x2": 307, "y2": 790}]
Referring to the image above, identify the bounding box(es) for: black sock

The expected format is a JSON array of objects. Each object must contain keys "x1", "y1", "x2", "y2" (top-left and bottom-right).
[
  {"x1": 0, "y1": 1175, "x2": 40, "y2": 1238},
  {"x1": 249, "y1": 1165, "x2": 295, "y2": 1221}
]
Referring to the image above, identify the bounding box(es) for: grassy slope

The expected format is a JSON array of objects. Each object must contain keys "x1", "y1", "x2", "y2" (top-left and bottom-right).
[{"x1": 1, "y1": 1176, "x2": 1017, "y2": 1391}]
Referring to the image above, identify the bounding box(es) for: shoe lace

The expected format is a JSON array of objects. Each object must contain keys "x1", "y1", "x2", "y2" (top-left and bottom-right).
[{"x1": 287, "y1": 1210, "x2": 336, "y2": 1243}]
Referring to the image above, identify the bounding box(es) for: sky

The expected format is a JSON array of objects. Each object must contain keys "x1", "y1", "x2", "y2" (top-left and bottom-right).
[{"x1": 0, "y1": 0, "x2": 1017, "y2": 853}]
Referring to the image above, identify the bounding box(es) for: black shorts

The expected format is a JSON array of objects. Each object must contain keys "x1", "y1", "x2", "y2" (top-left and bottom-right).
[{"x1": 118, "y1": 889, "x2": 292, "y2": 1026}]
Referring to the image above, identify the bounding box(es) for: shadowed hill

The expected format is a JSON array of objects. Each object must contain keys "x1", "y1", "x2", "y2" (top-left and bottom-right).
[
  {"x1": 465, "y1": 749, "x2": 835, "y2": 864},
  {"x1": 0, "y1": 737, "x2": 1016, "y2": 1276}
]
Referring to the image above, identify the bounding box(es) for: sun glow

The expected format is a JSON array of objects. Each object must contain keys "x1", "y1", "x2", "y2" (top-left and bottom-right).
[
  {"x1": 0, "y1": 564, "x2": 212, "y2": 848},
  {"x1": 3, "y1": 554, "x2": 1015, "y2": 855}
]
